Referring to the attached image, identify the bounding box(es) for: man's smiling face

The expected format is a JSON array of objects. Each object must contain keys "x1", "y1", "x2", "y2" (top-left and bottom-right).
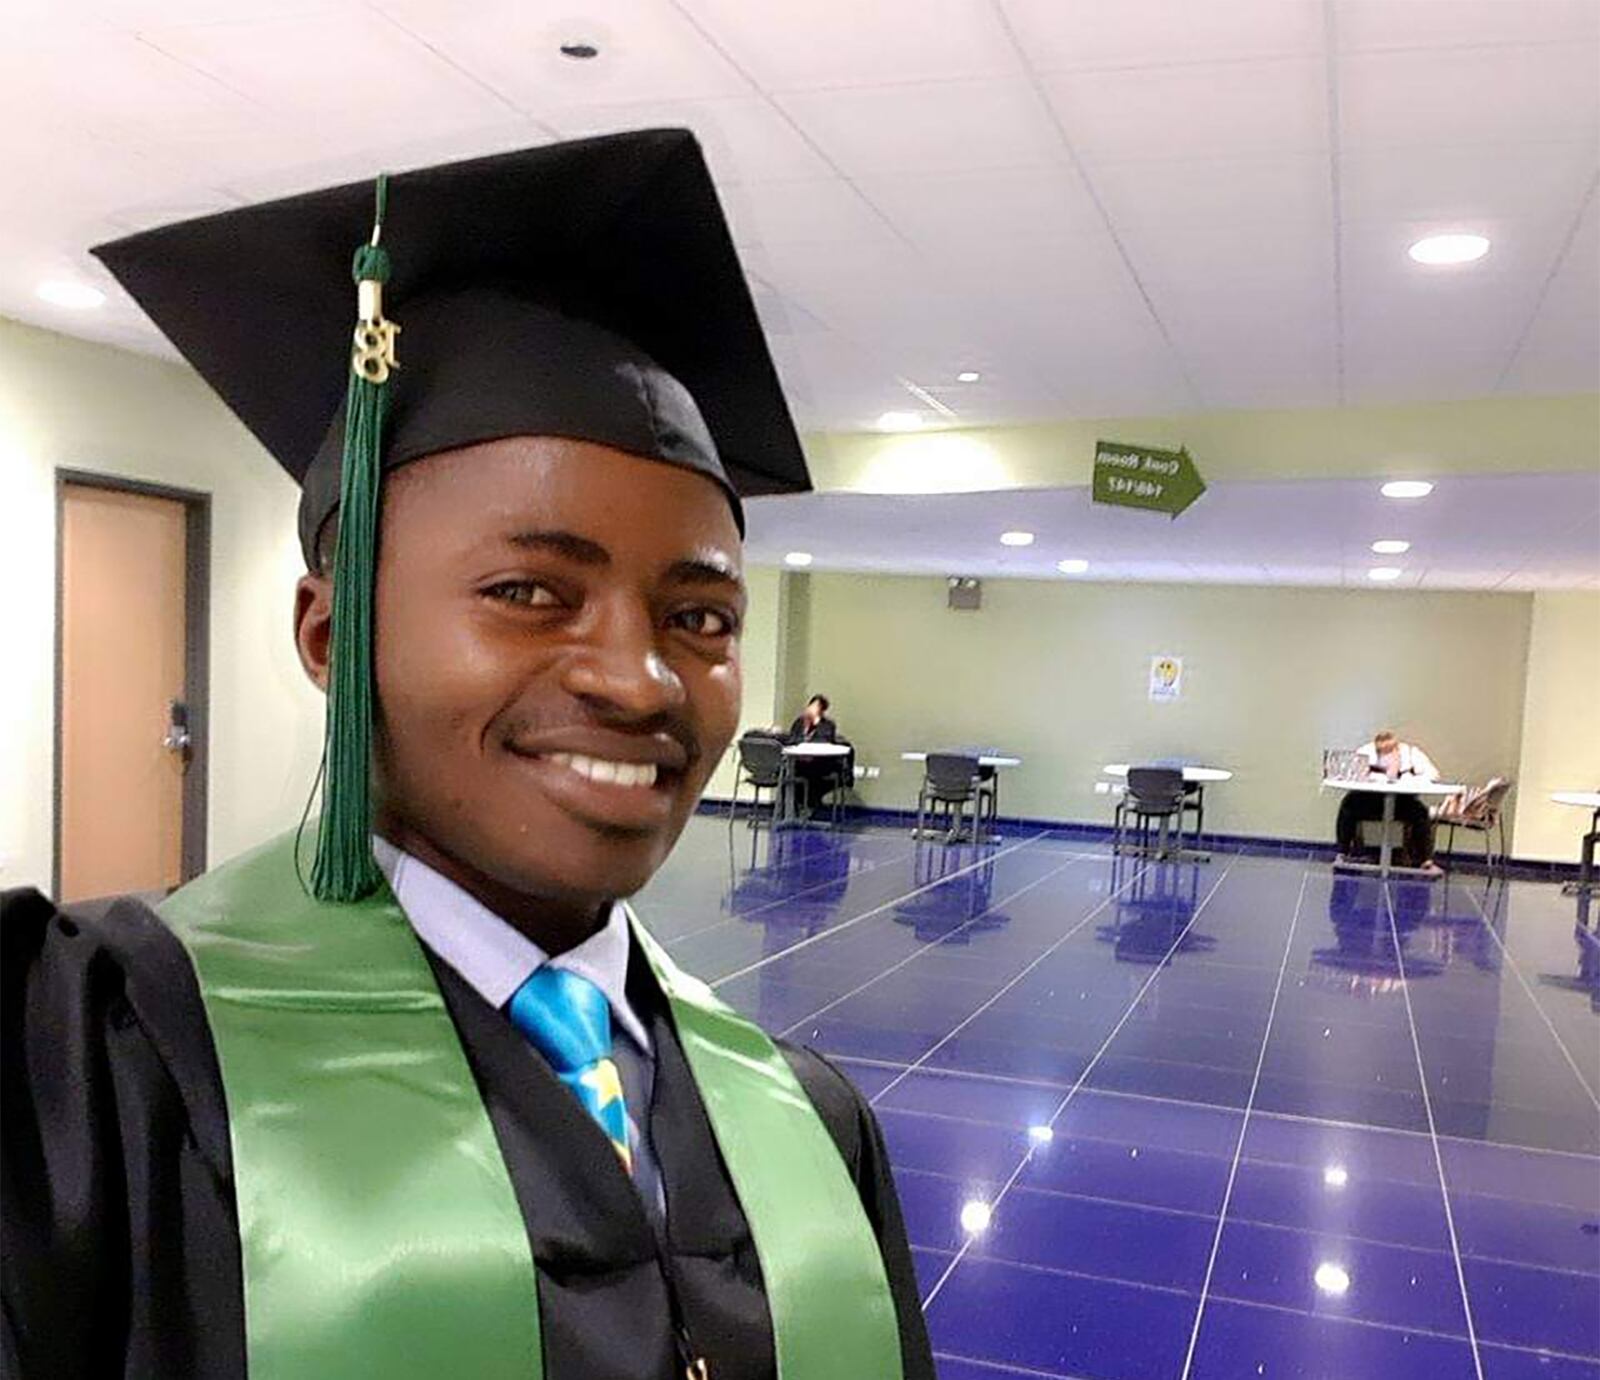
[{"x1": 296, "y1": 436, "x2": 744, "y2": 936}]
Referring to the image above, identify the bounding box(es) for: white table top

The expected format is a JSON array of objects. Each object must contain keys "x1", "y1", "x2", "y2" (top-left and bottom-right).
[
  {"x1": 901, "y1": 751, "x2": 1022, "y2": 768},
  {"x1": 783, "y1": 742, "x2": 851, "y2": 757},
  {"x1": 1322, "y1": 776, "x2": 1463, "y2": 797},
  {"x1": 1103, "y1": 763, "x2": 1233, "y2": 783},
  {"x1": 1552, "y1": 790, "x2": 1600, "y2": 810}
]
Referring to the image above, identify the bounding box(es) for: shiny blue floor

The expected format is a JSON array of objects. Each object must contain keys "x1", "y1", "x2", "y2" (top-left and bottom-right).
[{"x1": 639, "y1": 818, "x2": 1600, "y2": 1380}]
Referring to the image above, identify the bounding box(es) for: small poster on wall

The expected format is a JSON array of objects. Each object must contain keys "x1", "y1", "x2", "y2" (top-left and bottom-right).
[{"x1": 1149, "y1": 655, "x2": 1183, "y2": 702}]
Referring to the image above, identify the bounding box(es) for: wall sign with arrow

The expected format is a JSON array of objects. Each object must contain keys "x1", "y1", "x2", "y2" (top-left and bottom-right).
[{"x1": 1092, "y1": 440, "x2": 1207, "y2": 517}]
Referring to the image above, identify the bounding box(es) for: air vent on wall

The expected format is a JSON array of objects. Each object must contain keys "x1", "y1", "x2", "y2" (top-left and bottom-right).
[{"x1": 947, "y1": 577, "x2": 982, "y2": 611}]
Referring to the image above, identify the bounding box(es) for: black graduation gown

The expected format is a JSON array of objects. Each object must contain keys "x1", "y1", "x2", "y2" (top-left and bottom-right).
[{"x1": 0, "y1": 887, "x2": 934, "y2": 1380}]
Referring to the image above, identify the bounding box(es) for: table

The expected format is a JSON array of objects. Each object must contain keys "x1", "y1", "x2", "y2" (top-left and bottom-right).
[
  {"x1": 902, "y1": 750, "x2": 1022, "y2": 843},
  {"x1": 1552, "y1": 790, "x2": 1600, "y2": 896},
  {"x1": 1323, "y1": 776, "x2": 1463, "y2": 880},
  {"x1": 776, "y1": 742, "x2": 853, "y2": 828},
  {"x1": 1103, "y1": 762, "x2": 1233, "y2": 859}
]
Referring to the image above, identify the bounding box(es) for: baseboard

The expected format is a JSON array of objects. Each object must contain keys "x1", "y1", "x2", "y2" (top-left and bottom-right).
[{"x1": 695, "y1": 797, "x2": 1583, "y2": 884}]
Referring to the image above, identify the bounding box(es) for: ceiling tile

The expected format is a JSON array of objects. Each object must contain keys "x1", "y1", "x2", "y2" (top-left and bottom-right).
[
  {"x1": 864, "y1": 165, "x2": 1102, "y2": 244},
  {"x1": 1337, "y1": 0, "x2": 1600, "y2": 52},
  {"x1": 1340, "y1": 43, "x2": 1600, "y2": 148},
  {"x1": 1091, "y1": 152, "x2": 1332, "y2": 232},
  {"x1": 542, "y1": 95, "x2": 834, "y2": 183},
  {"x1": 1340, "y1": 140, "x2": 1599, "y2": 222},
  {"x1": 722, "y1": 177, "x2": 900, "y2": 249},
  {"x1": 1044, "y1": 58, "x2": 1329, "y2": 163},
  {"x1": 1003, "y1": 0, "x2": 1324, "y2": 71},
  {"x1": 140, "y1": 9, "x2": 513, "y2": 147},
  {"x1": 678, "y1": 0, "x2": 1016, "y2": 90},
  {"x1": 372, "y1": 0, "x2": 750, "y2": 111},
  {"x1": 777, "y1": 79, "x2": 1065, "y2": 177}
]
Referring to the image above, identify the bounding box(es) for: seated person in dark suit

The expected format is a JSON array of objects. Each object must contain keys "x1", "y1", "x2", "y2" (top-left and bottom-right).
[
  {"x1": 1335, "y1": 728, "x2": 1443, "y2": 874},
  {"x1": 784, "y1": 694, "x2": 852, "y2": 811}
]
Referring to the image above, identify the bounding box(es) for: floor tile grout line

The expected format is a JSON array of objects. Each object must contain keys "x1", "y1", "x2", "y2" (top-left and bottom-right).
[
  {"x1": 933, "y1": 1350, "x2": 1089, "y2": 1380},
  {"x1": 1458, "y1": 881, "x2": 1600, "y2": 1111},
  {"x1": 870, "y1": 856, "x2": 1160, "y2": 1110},
  {"x1": 665, "y1": 841, "x2": 920, "y2": 943},
  {"x1": 897, "y1": 1157, "x2": 1600, "y2": 1280},
  {"x1": 1178, "y1": 868, "x2": 1313, "y2": 1379},
  {"x1": 705, "y1": 831, "x2": 1052, "y2": 987},
  {"x1": 923, "y1": 1246, "x2": 1600, "y2": 1364},
  {"x1": 858, "y1": 1055, "x2": 1600, "y2": 1163},
  {"x1": 777, "y1": 854, "x2": 1093, "y2": 1040},
  {"x1": 1384, "y1": 881, "x2": 1487, "y2": 1380},
  {"x1": 919, "y1": 857, "x2": 1241, "y2": 1309}
]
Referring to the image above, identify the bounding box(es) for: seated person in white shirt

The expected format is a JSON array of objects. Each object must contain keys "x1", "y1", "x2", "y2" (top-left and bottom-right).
[{"x1": 1335, "y1": 729, "x2": 1443, "y2": 873}]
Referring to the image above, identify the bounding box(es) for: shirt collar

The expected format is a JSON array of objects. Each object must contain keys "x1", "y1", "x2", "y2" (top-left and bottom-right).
[{"x1": 372, "y1": 838, "x2": 651, "y2": 1055}]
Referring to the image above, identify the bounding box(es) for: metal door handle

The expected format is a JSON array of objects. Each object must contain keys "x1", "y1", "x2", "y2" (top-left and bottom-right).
[{"x1": 164, "y1": 699, "x2": 191, "y2": 753}]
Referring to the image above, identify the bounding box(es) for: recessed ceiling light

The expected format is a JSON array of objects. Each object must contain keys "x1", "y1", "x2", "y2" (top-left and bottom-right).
[
  {"x1": 1368, "y1": 566, "x2": 1403, "y2": 582},
  {"x1": 1313, "y1": 1261, "x2": 1351, "y2": 1297},
  {"x1": 957, "y1": 370, "x2": 981, "y2": 383},
  {"x1": 1323, "y1": 1164, "x2": 1349, "y2": 1188},
  {"x1": 999, "y1": 531, "x2": 1035, "y2": 547},
  {"x1": 959, "y1": 1200, "x2": 992, "y2": 1235},
  {"x1": 1371, "y1": 540, "x2": 1411, "y2": 555},
  {"x1": 1027, "y1": 1124, "x2": 1054, "y2": 1144},
  {"x1": 1381, "y1": 480, "x2": 1433, "y2": 499},
  {"x1": 1408, "y1": 233, "x2": 1489, "y2": 266},
  {"x1": 1056, "y1": 558, "x2": 1089, "y2": 575},
  {"x1": 876, "y1": 410, "x2": 924, "y2": 432},
  {"x1": 559, "y1": 40, "x2": 599, "y2": 59},
  {"x1": 783, "y1": 551, "x2": 814, "y2": 568},
  {"x1": 37, "y1": 279, "x2": 105, "y2": 310}
]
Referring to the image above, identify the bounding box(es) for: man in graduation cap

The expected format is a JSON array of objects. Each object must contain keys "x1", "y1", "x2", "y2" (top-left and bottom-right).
[{"x1": 1, "y1": 130, "x2": 934, "y2": 1380}]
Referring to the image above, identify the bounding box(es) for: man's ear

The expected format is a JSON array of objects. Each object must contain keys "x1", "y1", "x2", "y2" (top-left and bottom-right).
[{"x1": 294, "y1": 574, "x2": 333, "y2": 692}]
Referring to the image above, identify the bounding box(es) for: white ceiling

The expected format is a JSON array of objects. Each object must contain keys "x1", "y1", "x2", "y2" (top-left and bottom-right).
[
  {"x1": 743, "y1": 471, "x2": 1600, "y2": 589},
  {"x1": 3, "y1": 0, "x2": 1597, "y2": 432}
]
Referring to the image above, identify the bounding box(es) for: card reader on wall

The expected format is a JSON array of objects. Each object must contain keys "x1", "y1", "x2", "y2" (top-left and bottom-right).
[{"x1": 947, "y1": 577, "x2": 982, "y2": 611}]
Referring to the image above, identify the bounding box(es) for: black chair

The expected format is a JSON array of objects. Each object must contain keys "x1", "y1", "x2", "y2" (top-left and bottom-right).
[
  {"x1": 916, "y1": 753, "x2": 984, "y2": 842},
  {"x1": 727, "y1": 733, "x2": 790, "y2": 830},
  {"x1": 1115, "y1": 767, "x2": 1188, "y2": 858}
]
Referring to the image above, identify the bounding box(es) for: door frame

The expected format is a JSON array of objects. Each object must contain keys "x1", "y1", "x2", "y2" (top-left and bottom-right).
[{"x1": 53, "y1": 470, "x2": 212, "y2": 898}]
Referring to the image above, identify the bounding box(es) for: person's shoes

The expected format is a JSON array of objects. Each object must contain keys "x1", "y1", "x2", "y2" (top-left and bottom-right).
[{"x1": 1418, "y1": 860, "x2": 1444, "y2": 877}]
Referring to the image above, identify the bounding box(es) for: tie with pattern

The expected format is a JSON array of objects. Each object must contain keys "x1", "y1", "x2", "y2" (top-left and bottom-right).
[{"x1": 507, "y1": 966, "x2": 633, "y2": 1173}]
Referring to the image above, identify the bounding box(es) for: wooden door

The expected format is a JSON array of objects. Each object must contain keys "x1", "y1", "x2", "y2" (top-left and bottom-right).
[{"x1": 59, "y1": 483, "x2": 190, "y2": 901}]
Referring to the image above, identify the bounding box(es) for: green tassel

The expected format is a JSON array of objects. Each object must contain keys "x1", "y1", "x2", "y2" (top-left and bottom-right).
[{"x1": 310, "y1": 177, "x2": 396, "y2": 902}]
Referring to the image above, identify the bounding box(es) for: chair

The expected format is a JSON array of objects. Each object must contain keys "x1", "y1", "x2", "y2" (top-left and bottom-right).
[
  {"x1": 915, "y1": 753, "x2": 984, "y2": 843},
  {"x1": 1114, "y1": 767, "x2": 1188, "y2": 858},
  {"x1": 727, "y1": 733, "x2": 790, "y2": 830},
  {"x1": 1436, "y1": 777, "x2": 1514, "y2": 874}
]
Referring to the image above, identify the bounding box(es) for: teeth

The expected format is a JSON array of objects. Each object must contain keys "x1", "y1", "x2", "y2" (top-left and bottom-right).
[{"x1": 552, "y1": 753, "x2": 658, "y2": 788}]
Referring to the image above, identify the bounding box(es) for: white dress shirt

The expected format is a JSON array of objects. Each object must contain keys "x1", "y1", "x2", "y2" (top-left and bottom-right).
[
  {"x1": 372, "y1": 838, "x2": 665, "y2": 1219},
  {"x1": 1358, "y1": 741, "x2": 1440, "y2": 781}
]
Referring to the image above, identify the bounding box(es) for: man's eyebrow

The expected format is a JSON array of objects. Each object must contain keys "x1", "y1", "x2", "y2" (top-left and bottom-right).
[
  {"x1": 664, "y1": 554, "x2": 744, "y2": 590},
  {"x1": 503, "y1": 530, "x2": 611, "y2": 565}
]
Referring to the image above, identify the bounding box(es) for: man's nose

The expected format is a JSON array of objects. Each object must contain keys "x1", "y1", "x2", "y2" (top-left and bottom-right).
[{"x1": 560, "y1": 599, "x2": 687, "y2": 718}]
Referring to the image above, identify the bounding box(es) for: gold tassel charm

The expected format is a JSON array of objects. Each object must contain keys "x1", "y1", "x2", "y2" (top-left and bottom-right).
[{"x1": 352, "y1": 277, "x2": 400, "y2": 384}]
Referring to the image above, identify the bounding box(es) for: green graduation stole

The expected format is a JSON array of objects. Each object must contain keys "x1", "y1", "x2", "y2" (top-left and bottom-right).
[{"x1": 159, "y1": 831, "x2": 901, "y2": 1379}]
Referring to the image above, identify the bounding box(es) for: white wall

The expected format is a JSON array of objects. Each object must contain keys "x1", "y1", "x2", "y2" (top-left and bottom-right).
[
  {"x1": 1513, "y1": 591, "x2": 1600, "y2": 862},
  {"x1": 0, "y1": 317, "x2": 324, "y2": 892},
  {"x1": 798, "y1": 572, "x2": 1533, "y2": 844}
]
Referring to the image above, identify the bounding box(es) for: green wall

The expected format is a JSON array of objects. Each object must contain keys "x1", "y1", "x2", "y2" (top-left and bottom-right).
[
  {"x1": 796, "y1": 572, "x2": 1533, "y2": 843},
  {"x1": 1514, "y1": 590, "x2": 1600, "y2": 862}
]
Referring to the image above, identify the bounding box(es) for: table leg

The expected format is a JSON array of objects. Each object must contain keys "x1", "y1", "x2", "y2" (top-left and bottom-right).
[
  {"x1": 1564, "y1": 810, "x2": 1599, "y2": 896},
  {"x1": 1378, "y1": 792, "x2": 1396, "y2": 879}
]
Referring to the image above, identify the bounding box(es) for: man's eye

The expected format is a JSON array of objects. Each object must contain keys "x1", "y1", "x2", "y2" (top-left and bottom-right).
[
  {"x1": 672, "y1": 607, "x2": 737, "y2": 637},
  {"x1": 484, "y1": 580, "x2": 560, "y2": 608}
]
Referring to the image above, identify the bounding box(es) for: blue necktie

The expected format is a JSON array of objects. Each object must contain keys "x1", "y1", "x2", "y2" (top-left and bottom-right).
[{"x1": 507, "y1": 967, "x2": 633, "y2": 1172}]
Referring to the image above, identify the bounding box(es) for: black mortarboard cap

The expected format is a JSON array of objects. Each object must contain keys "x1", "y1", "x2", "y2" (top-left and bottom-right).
[{"x1": 91, "y1": 128, "x2": 809, "y2": 559}]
